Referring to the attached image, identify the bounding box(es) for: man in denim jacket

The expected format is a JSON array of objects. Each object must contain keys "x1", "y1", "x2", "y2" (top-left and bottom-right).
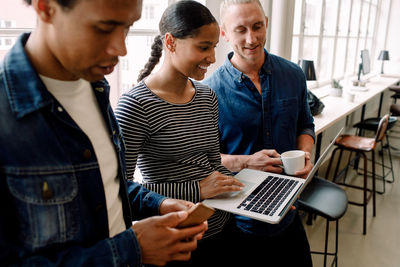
[{"x1": 0, "y1": 0, "x2": 207, "y2": 266}]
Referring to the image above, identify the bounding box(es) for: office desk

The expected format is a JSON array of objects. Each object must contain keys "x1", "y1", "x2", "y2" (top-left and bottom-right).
[{"x1": 312, "y1": 76, "x2": 400, "y2": 160}]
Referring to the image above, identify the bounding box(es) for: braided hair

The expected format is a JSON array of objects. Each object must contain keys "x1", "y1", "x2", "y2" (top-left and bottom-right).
[{"x1": 137, "y1": 0, "x2": 217, "y2": 82}]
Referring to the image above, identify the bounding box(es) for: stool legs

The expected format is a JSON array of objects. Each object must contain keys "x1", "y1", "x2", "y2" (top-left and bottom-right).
[
  {"x1": 385, "y1": 136, "x2": 395, "y2": 184},
  {"x1": 310, "y1": 218, "x2": 339, "y2": 267},
  {"x1": 326, "y1": 147, "x2": 376, "y2": 235},
  {"x1": 362, "y1": 151, "x2": 368, "y2": 235},
  {"x1": 371, "y1": 151, "x2": 376, "y2": 217},
  {"x1": 323, "y1": 219, "x2": 329, "y2": 267}
]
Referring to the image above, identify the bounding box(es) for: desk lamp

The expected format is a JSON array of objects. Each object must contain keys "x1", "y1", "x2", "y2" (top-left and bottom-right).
[
  {"x1": 299, "y1": 59, "x2": 316, "y2": 81},
  {"x1": 378, "y1": 50, "x2": 390, "y2": 74}
]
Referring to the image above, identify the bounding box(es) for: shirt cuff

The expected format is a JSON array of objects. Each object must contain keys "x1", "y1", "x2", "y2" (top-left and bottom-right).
[{"x1": 299, "y1": 128, "x2": 316, "y2": 143}]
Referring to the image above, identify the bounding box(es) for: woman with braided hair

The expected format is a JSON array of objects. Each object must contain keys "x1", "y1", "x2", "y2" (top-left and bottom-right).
[{"x1": 115, "y1": 1, "x2": 245, "y2": 266}]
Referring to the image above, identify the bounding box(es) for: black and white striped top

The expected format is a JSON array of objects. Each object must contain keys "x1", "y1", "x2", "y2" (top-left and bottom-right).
[{"x1": 115, "y1": 80, "x2": 231, "y2": 237}]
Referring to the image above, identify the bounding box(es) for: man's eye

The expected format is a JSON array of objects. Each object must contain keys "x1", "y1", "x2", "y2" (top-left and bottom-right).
[{"x1": 96, "y1": 26, "x2": 114, "y2": 34}]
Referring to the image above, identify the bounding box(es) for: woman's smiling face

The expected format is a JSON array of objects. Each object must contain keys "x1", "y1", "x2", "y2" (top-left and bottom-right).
[{"x1": 171, "y1": 23, "x2": 219, "y2": 81}]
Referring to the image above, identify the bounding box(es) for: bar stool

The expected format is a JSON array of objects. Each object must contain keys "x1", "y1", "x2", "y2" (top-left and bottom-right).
[
  {"x1": 389, "y1": 85, "x2": 400, "y2": 104},
  {"x1": 298, "y1": 177, "x2": 348, "y2": 267},
  {"x1": 352, "y1": 116, "x2": 396, "y2": 193},
  {"x1": 391, "y1": 103, "x2": 400, "y2": 115},
  {"x1": 389, "y1": 103, "x2": 400, "y2": 149},
  {"x1": 325, "y1": 114, "x2": 389, "y2": 235}
]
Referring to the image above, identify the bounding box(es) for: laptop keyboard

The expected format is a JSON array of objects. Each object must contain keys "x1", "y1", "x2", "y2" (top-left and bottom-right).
[{"x1": 237, "y1": 176, "x2": 299, "y2": 216}]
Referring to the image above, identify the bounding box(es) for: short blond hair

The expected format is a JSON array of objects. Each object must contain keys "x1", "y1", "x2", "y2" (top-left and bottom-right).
[{"x1": 220, "y1": 0, "x2": 265, "y2": 25}]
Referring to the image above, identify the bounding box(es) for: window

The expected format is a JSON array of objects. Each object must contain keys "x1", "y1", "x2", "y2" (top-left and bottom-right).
[{"x1": 291, "y1": 0, "x2": 381, "y2": 87}]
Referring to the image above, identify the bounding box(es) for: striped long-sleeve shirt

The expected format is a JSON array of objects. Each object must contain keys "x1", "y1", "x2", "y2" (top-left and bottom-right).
[{"x1": 115, "y1": 80, "x2": 231, "y2": 237}]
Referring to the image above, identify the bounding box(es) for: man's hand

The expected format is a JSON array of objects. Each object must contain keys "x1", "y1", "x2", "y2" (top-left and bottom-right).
[
  {"x1": 199, "y1": 171, "x2": 244, "y2": 199},
  {"x1": 132, "y1": 211, "x2": 208, "y2": 266},
  {"x1": 294, "y1": 152, "x2": 313, "y2": 178},
  {"x1": 244, "y1": 149, "x2": 283, "y2": 173}
]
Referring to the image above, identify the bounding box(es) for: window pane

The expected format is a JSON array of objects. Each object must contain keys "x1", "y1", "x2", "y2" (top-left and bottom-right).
[
  {"x1": 304, "y1": 0, "x2": 322, "y2": 35},
  {"x1": 346, "y1": 38, "x2": 358, "y2": 74},
  {"x1": 358, "y1": 37, "x2": 367, "y2": 50},
  {"x1": 375, "y1": 0, "x2": 390, "y2": 53},
  {"x1": 359, "y1": 2, "x2": 370, "y2": 37},
  {"x1": 0, "y1": 0, "x2": 36, "y2": 60},
  {"x1": 350, "y1": 0, "x2": 361, "y2": 37},
  {"x1": 338, "y1": 0, "x2": 351, "y2": 36},
  {"x1": 291, "y1": 36, "x2": 299, "y2": 63},
  {"x1": 318, "y1": 37, "x2": 334, "y2": 80},
  {"x1": 368, "y1": 5, "x2": 376, "y2": 37},
  {"x1": 302, "y1": 36, "x2": 319, "y2": 61},
  {"x1": 334, "y1": 38, "x2": 347, "y2": 77},
  {"x1": 131, "y1": 0, "x2": 168, "y2": 30},
  {"x1": 0, "y1": 0, "x2": 36, "y2": 28},
  {"x1": 323, "y1": 0, "x2": 339, "y2": 36},
  {"x1": 293, "y1": 0, "x2": 303, "y2": 35},
  {"x1": 366, "y1": 38, "x2": 373, "y2": 53}
]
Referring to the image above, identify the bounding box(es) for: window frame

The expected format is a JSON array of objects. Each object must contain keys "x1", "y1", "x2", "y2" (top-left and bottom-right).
[{"x1": 291, "y1": 0, "x2": 381, "y2": 89}]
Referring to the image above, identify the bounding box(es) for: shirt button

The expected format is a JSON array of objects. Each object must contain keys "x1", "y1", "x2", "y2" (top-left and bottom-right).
[
  {"x1": 83, "y1": 149, "x2": 92, "y2": 159},
  {"x1": 57, "y1": 106, "x2": 63, "y2": 112}
]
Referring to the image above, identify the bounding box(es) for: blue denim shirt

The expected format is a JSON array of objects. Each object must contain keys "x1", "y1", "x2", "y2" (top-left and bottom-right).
[
  {"x1": 204, "y1": 50, "x2": 315, "y2": 236},
  {"x1": 0, "y1": 33, "x2": 165, "y2": 266}
]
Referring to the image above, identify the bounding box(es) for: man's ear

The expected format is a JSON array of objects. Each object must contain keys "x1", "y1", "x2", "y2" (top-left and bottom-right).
[
  {"x1": 265, "y1": 16, "x2": 269, "y2": 29},
  {"x1": 164, "y1": 32, "x2": 176, "y2": 52},
  {"x1": 220, "y1": 26, "x2": 229, "y2": 42},
  {"x1": 32, "y1": 0, "x2": 55, "y2": 23}
]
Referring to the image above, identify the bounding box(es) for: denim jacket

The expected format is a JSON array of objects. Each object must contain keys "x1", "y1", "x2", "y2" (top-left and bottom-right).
[{"x1": 0, "y1": 33, "x2": 165, "y2": 266}]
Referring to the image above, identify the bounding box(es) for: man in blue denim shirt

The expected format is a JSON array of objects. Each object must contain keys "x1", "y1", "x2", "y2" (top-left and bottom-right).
[
  {"x1": 0, "y1": 0, "x2": 207, "y2": 266},
  {"x1": 204, "y1": 1, "x2": 314, "y2": 266}
]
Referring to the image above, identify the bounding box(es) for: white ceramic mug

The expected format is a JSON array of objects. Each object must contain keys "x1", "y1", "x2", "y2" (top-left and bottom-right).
[{"x1": 281, "y1": 150, "x2": 305, "y2": 175}]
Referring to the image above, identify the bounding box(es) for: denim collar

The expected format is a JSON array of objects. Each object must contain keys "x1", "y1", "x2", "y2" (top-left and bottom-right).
[
  {"x1": 223, "y1": 49, "x2": 272, "y2": 82},
  {"x1": 2, "y1": 33, "x2": 110, "y2": 119}
]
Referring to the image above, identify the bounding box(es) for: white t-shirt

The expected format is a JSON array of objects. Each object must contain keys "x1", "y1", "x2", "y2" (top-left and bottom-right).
[{"x1": 40, "y1": 75, "x2": 125, "y2": 237}]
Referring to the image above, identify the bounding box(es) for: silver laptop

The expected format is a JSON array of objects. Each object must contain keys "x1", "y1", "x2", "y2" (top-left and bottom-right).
[{"x1": 203, "y1": 128, "x2": 343, "y2": 224}]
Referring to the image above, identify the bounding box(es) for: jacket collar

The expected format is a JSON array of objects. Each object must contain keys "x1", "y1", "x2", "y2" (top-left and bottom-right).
[
  {"x1": 2, "y1": 33, "x2": 110, "y2": 119},
  {"x1": 3, "y1": 33, "x2": 53, "y2": 119}
]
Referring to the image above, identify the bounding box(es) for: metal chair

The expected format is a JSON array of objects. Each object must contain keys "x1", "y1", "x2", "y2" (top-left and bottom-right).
[
  {"x1": 325, "y1": 114, "x2": 389, "y2": 235},
  {"x1": 299, "y1": 177, "x2": 348, "y2": 267}
]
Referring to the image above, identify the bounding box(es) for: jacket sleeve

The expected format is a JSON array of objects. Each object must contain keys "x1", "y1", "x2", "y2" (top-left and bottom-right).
[{"x1": 297, "y1": 74, "x2": 316, "y2": 142}]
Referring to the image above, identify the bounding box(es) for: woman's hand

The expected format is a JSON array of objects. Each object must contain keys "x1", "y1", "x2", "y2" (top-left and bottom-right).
[{"x1": 199, "y1": 171, "x2": 244, "y2": 199}]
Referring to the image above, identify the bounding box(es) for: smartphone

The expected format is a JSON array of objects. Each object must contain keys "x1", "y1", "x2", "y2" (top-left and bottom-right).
[{"x1": 177, "y1": 203, "x2": 215, "y2": 228}]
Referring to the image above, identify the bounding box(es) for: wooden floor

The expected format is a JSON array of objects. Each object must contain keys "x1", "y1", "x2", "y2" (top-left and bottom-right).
[{"x1": 302, "y1": 130, "x2": 400, "y2": 267}]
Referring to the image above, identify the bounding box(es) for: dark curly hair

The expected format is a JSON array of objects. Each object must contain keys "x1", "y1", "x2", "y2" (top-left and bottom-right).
[{"x1": 137, "y1": 0, "x2": 217, "y2": 82}]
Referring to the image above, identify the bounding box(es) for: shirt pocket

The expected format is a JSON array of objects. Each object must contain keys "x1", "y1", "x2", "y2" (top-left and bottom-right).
[
  {"x1": 6, "y1": 170, "x2": 80, "y2": 251},
  {"x1": 278, "y1": 97, "x2": 299, "y2": 130}
]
